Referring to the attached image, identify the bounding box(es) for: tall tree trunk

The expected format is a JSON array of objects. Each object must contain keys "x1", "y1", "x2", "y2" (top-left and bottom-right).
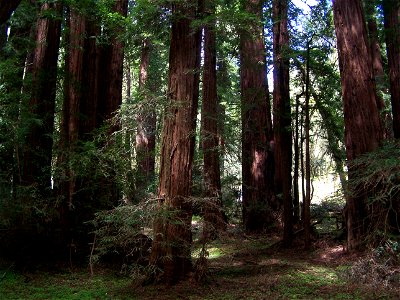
[
  {"x1": 105, "y1": 0, "x2": 128, "y2": 125},
  {"x1": 149, "y1": 1, "x2": 201, "y2": 284},
  {"x1": 136, "y1": 38, "x2": 156, "y2": 194},
  {"x1": 216, "y1": 59, "x2": 229, "y2": 175},
  {"x1": 364, "y1": 0, "x2": 392, "y2": 138},
  {"x1": 57, "y1": 8, "x2": 86, "y2": 243},
  {"x1": 21, "y1": 1, "x2": 61, "y2": 193},
  {"x1": 61, "y1": 8, "x2": 86, "y2": 211},
  {"x1": 79, "y1": 20, "x2": 100, "y2": 138},
  {"x1": 293, "y1": 93, "x2": 302, "y2": 225},
  {"x1": 58, "y1": 0, "x2": 128, "y2": 250},
  {"x1": 273, "y1": 0, "x2": 293, "y2": 245},
  {"x1": 332, "y1": 0, "x2": 384, "y2": 250},
  {"x1": 201, "y1": 0, "x2": 225, "y2": 240},
  {"x1": 240, "y1": 0, "x2": 274, "y2": 233},
  {"x1": 383, "y1": 0, "x2": 400, "y2": 139},
  {"x1": 304, "y1": 41, "x2": 311, "y2": 249}
]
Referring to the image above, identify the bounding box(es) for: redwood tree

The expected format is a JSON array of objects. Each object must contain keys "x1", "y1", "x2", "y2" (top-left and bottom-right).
[
  {"x1": 332, "y1": 0, "x2": 384, "y2": 250},
  {"x1": 60, "y1": 7, "x2": 86, "y2": 211},
  {"x1": 201, "y1": 0, "x2": 226, "y2": 239},
  {"x1": 273, "y1": 0, "x2": 292, "y2": 244},
  {"x1": 21, "y1": 1, "x2": 61, "y2": 193},
  {"x1": 136, "y1": 39, "x2": 156, "y2": 193},
  {"x1": 58, "y1": 0, "x2": 128, "y2": 245},
  {"x1": 240, "y1": 0, "x2": 274, "y2": 232},
  {"x1": 97, "y1": 0, "x2": 128, "y2": 129},
  {"x1": 149, "y1": 1, "x2": 201, "y2": 284},
  {"x1": 383, "y1": 0, "x2": 400, "y2": 138}
]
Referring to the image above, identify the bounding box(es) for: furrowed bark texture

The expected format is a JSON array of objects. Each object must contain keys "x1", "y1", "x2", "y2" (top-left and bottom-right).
[
  {"x1": 136, "y1": 39, "x2": 156, "y2": 191},
  {"x1": 383, "y1": 0, "x2": 400, "y2": 138},
  {"x1": 201, "y1": 0, "x2": 226, "y2": 239},
  {"x1": 273, "y1": 0, "x2": 293, "y2": 244},
  {"x1": 150, "y1": 1, "x2": 201, "y2": 284},
  {"x1": 240, "y1": 0, "x2": 274, "y2": 232},
  {"x1": 22, "y1": 2, "x2": 61, "y2": 192},
  {"x1": 333, "y1": 0, "x2": 383, "y2": 250}
]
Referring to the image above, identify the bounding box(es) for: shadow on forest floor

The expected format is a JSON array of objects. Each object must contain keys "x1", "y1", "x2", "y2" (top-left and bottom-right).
[{"x1": 1, "y1": 227, "x2": 399, "y2": 299}]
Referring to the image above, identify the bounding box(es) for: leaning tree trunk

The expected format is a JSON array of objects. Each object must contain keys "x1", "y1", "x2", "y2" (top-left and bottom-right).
[
  {"x1": 201, "y1": 0, "x2": 226, "y2": 240},
  {"x1": 240, "y1": 0, "x2": 274, "y2": 233},
  {"x1": 273, "y1": 0, "x2": 293, "y2": 245},
  {"x1": 383, "y1": 0, "x2": 400, "y2": 139},
  {"x1": 332, "y1": 0, "x2": 384, "y2": 251},
  {"x1": 149, "y1": 1, "x2": 201, "y2": 284},
  {"x1": 21, "y1": 1, "x2": 61, "y2": 194}
]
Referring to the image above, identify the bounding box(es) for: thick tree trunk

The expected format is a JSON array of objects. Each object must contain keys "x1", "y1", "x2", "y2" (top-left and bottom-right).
[
  {"x1": 364, "y1": 1, "x2": 385, "y2": 88},
  {"x1": 79, "y1": 20, "x2": 100, "y2": 138},
  {"x1": 383, "y1": 0, "x2": 400, "y2": 139},
  {"x1": 333, "y1": 0, "x2": 384, "y2": 250},
  {"x1": 97, "y1": 0, "x2": 128, "y2": 131},
  {"x1": 149, "y1": 1, "x2": 201, "y2": 284},
  {"x1": 216, "y1": 59, "x2": 229, "y2": 174},
  {"x1": 364, "y1": 0, "x2": 392, "y2": 138},
  {"x1": 58, "y1": 0, "x2": 128, "y2": 250},
  {"x1": 136, "y1": 39, "x2": 156, "y2": 193},
  {"x1": 21, "y1": 2, "x2": 61, "y2": 193},
  {"x1": 201, "y1": 1, "x2": 225, "y2": 240},
  {"x1": 240, "y1": 0, "x2": 274, "y2": 233},
  {"x1": 61, "y1": 8, "x2": 86, "y2": 210},
  {"x1": 273, "y1": 0, "x2": 293, "y2": 245}
]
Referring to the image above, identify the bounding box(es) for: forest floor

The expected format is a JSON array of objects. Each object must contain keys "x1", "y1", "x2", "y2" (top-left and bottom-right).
[{"x1": 1, "y1": 226, "x2": 399, "y2": 299}]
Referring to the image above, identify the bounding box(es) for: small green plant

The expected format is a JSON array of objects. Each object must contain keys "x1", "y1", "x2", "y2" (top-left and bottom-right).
[
  {"x1": 89, "y1": 199, "x2": 156, "y2": 276},
  {"x1": 347, "y1": 141, "x2": 400, "y2": 243},
  {"x1": 339, "y1": 241, "x2": 400, "y2": 290}
]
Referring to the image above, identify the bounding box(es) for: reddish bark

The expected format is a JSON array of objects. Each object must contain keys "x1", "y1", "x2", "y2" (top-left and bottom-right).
[
  {"x1": 240, "y1": 0, "x2": 274, "y2": 232},
  {"x1": 201, "y1": 1, "x2": 225, "y2": 239},
  {"x1": 383, "y1": 0, "x2": 400, "y2": 138},
  {"x1": 79, "y1": 21, "x2": 100, "y2": 137},
  {"x1": 21, "y1": 2, "x2": 61, "y2": 192},
  {"x1": 364, "y1": 0, "x2": 392, "y2": 138},
  {"x1": 136, "y1": 39, "x2": 156, "y2": 191},
  {"x1": 150, "y1": 1, "x2": 201, "y2": 284},
  {"x1": 273, "y1": 0, "x2": 293, "y2": 244},
  {"x1": 98, "y1": 0, "x2": 128, "y2": 130},
  {"x1": 333, "y1": 0, "x2": 384, "y2": 250},
  {"x1": 61, "y1": 9, "x2": 86, "y2": 209}
]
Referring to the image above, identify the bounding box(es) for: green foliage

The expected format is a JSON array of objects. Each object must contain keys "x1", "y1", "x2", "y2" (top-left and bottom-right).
[
  {"x1": 311, "y1": 192, "x2": 346, "y2": 236},
  {"x1": 347, "y1": 141, "x2": 400, "y2": 242},
  {"x1": 340, "y1": 240, "x2": 400, "y2": 290},
  {"x1": 0, "y1": 269, "x2": 132, "y2": 300},
  {"x1": 349, "y1": 141, "x2": 400, "y2": 206},
  {"x1": 89, "y1": 200, "x2": 156, "y2": 275}
]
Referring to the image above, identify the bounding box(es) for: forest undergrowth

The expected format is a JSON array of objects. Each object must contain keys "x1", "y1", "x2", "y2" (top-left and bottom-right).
[{"x1": 1, "y1": 226, "x2": 399, "y2": 300}]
